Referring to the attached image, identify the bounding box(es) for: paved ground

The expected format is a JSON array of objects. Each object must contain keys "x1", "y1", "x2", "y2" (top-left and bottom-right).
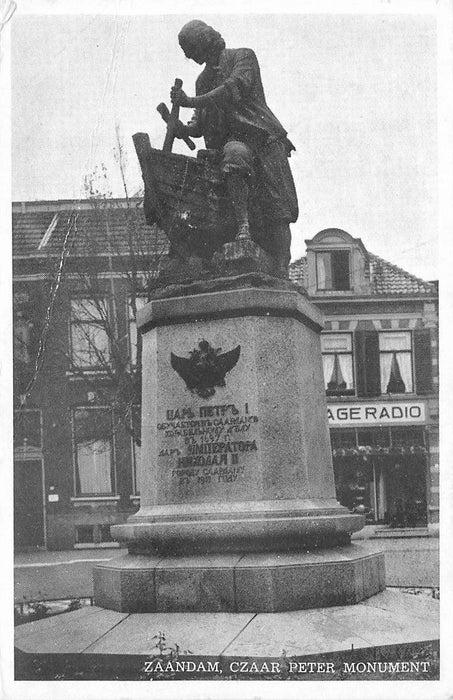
[
  {"x1": 14, "y1": 589, "x2": 440, "y2": 676},
  {"x1": 14, "y1": 536, "x2": 439, "y2": 603}
]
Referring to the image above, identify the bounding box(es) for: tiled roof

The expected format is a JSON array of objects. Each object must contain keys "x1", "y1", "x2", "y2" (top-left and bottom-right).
[
  {"x1": 289, "y1": 253, "x2": 436, "y2": 297},
  {"x1": 368, "y1": 253, "x2": 435, "y2": 296},
  {"x1": 13, "y1": 201, "x2": 168, "y2": 258}
]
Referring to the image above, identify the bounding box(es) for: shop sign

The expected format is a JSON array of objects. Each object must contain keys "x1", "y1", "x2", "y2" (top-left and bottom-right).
[{"x1": 327, "y1": 401, "x2": 425, "y2": 426}]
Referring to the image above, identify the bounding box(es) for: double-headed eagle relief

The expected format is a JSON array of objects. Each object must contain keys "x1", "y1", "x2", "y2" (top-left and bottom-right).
[
  {"x1": 133, "y1": 19, "x2": 298, "y2": 280},
  {"x1": 171, "y1": 340, "x2": 241, "y2": 398}
]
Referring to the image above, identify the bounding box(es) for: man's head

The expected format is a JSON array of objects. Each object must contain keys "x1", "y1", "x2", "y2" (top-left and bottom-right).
[{"x1": 178, "y1": 20, "x2": 225, "y2": 64}]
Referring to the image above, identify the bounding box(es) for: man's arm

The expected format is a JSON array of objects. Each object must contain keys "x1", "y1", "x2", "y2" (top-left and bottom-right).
[
  {"x1": 171, "y1": 49, "x2": 258, "y2": 109},
  {"x1": 173, "y1": 109, "x2": 203, "y2": 139},
  {"x1": 171, "y1": 84, "x2": 228, "y2": 109}
]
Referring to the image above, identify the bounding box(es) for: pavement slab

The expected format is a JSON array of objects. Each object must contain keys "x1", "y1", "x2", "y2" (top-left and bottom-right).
[
  {"x1": 221, "y1": 608, "x2": 371, "y2": 657},
  {"x1": 15, "y1": 606, "x2": 128, "y2": 654},
  {"x1": 361, "y1": 588, "x2": 440, "y2": 618},
  {"x1": 82, "y1": 611, "x2": 256, "y2": 656},
  {"x1": 320, "y1": 599, "x2": 439, "y2": 648}
]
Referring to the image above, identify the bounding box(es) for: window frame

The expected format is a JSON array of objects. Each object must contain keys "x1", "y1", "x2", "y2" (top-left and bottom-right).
[
  {"x1": 321, "y1": 331, "x2": 356, "y2": 397},
  {"x1": 69, "y1": 297, "x2": 111, "y2": 370},
  {"x1": 315, "y1": 249, "x2": 351, "y2": 292},
  {"x1": 72, "y1": 406, "x2": 116, "y2": 497},
  {"x1": 378, "y1": 330, "x2": 414, "y2": 395}
]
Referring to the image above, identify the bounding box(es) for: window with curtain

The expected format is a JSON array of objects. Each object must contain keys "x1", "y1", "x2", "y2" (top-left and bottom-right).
[
  {"x1": 379, "y1": 332, "x2": 413, "y2": 394},
  {"x1": 321, "y1": 333, "x2": 355, "y2": 395},
  {"x1": 73, "y1": 408, "x2": 115, "y2": 495},
  {"x1": 128, "y1": 296, "x2": 147, "y2": 366},
  {"x1": 70, "y1": 299, "x2": 110, "y2": 368},
  {"x1": 316, "y1": 250, "x2": 350, "y2": 291}
]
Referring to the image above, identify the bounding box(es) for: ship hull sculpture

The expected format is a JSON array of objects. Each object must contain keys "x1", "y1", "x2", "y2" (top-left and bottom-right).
[
  {"x1": 133, "y1": 132, "x2": 246, "y2": 270},
  {"x1": 94, "y1": 20, "x2": 385, "y2": 613}
]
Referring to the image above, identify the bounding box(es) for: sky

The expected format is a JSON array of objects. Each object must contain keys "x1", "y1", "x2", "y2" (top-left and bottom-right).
[{"x1": 10, "y1": 5, "x2": 442, "y2": 280}]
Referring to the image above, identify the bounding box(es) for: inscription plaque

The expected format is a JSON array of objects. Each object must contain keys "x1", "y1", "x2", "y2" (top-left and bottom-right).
[{"x1": 157, "y1": 402, "x2": 259, "y2": 493}]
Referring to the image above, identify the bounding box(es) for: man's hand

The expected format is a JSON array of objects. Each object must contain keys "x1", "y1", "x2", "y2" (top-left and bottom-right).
[
  {"x1": 170, "y1": 85, "x2": 191, "y2": 107},
  {"x1": 173, "y1": 121, "x2": 189, "y2": 139}
]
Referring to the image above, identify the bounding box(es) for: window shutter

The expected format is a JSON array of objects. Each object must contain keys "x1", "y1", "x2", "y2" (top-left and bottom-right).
[
  {"x1": 414, "y1": 328, "x2": 433, "y2": 394},
  {"x1": 355, "y1": 330, "x2": 381, "y2": 397}
]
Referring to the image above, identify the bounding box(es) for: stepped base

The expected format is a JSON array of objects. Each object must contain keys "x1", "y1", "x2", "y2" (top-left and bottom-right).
[
  {"x1": 111, "y1": 499, "x2": 365, "y2": 555},
  {"x1": 93, "y1": 542, "x2": 385, "y2": 613}
]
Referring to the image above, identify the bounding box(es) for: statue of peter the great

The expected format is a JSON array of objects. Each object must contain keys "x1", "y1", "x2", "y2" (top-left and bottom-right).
[{"x1": 170, "y1": 19, "x2": 299, "y2": 278}]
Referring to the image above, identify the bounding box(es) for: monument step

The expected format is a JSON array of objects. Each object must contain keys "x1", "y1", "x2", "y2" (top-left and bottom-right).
[{"x1": 93, "y1": 542, "x2": 385, "y2": 613}]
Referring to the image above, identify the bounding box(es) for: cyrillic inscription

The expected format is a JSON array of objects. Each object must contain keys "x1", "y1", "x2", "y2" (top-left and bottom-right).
[{"x1": 157, "y1": 403, "x2": 259, "y2": 488}]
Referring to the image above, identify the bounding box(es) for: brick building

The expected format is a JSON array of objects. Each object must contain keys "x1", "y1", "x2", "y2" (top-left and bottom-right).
[
  {"x1": 13, "y1": 202, "x2": 439, "y2": 550},
  {"x1": 13, "y1": 198, "x2": 166, "y2": 550},
  {"x1": 290, "y1": 228, "x2": 438, "y2": 532}
]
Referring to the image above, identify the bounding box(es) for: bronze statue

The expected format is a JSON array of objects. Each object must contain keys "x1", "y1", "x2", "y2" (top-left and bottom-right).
[{"x1": 170, "y1": 19, "x2": 299, "y2": 278}]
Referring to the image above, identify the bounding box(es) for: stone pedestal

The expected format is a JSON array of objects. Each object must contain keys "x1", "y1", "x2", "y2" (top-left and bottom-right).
[
  {"x1": 94, "y1": 545, "x2": 385, "y2": 613},
  {"x1": 94, "y1": 275, "x2": 384, "y2": 612}
]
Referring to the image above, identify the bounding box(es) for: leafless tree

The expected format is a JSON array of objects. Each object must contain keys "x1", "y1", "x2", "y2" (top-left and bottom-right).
[{"x1": 14, "y1": 131, "x2": 167, "y2": 448}]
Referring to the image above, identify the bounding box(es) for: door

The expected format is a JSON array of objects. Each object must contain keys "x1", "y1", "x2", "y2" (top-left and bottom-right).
[
  {"x1": 384, "y1": 455, "x2": 428, "y2": 527},
  {"x1": 14, "y1": 460, "x2": 45, "y2": 548}
]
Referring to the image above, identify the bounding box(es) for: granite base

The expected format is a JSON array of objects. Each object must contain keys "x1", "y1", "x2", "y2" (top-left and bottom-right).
[{"x1": 93, "y1": 543, "x2": 385, "y2": 613}]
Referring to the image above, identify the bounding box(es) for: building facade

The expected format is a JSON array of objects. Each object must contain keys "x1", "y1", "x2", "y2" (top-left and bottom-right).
[
  {"x1": 13, "y1": 203, "x2": 439, "y2": 550},
  {"x1": 13, "y1": 198, "x2": 165, "y2": 550},
  {"x1": 290, "y1": 228, "x2": 439, "y2": 532}
]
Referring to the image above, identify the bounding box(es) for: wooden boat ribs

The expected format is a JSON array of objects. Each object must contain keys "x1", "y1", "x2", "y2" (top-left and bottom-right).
[{"x1": 133, "y1": 132, "x2": 241, "y2": 261}]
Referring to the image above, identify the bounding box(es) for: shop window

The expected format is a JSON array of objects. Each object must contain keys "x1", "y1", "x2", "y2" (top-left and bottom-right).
[
  {"x1": 321, "y1": 334, "x2": 354, "y2": 395},
  {"x1": 14, "y1": 409, "x2": 42, "y2": 449},
  {"x1": 128, "y1": 296, "x2": 147, "y2": 366},
  {"x1": 333, "y1": 460, "x2": 373, "y2": 515},
  {"x1": 391, "y1": 427, "x2": 425, "y2": 448},
  {"x1": 357, "y1": 428, "x2": 390, "y2": 448},
  {"x1": 316, "y1": 250, "x2": 350, "y2": 291},
  {"x1": 75, "y1": 525, "x2": 94, "y2": 544},
  {"x1": 73, "y1": 408, "x2": 115, "y2": 496},
  {"x1": 379, "y1": 332, "x2": 413, "y2": 394},
  {"x1": 330, "y1": 429, "x2": 357, "y2": 450},
  {"x1": 70, "y1": 299, "x2": 110, "y2": 368}
]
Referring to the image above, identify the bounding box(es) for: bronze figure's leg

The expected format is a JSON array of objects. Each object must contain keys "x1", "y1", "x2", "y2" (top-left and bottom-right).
[
  {"x1": 226, "y1": 172, "x2": 251, "y2": 240},
  {"x1": 222, "y1": 141, "x2": 254, "y2": 241}
]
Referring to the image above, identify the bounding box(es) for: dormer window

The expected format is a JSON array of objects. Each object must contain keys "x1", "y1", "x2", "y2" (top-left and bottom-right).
[{"x1": 316, "y1": 250, "x2": 351, "y2": 291}]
